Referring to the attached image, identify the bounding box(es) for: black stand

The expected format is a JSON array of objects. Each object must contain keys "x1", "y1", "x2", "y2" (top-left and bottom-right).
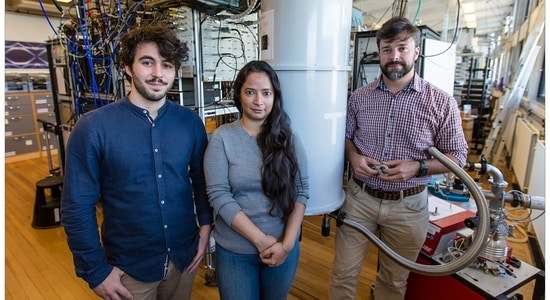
[{"x1": 32, "y1": 119, "x2": 63, "y2": 229}]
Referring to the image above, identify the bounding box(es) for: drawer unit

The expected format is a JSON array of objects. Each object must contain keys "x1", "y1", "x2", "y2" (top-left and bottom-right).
[
  {"x1": 37, "y1": 112, "x2": 59, "y2": 151},
  {"x1": 5, "y1": 115, "x2": 37, "y2": 136},
  {"x1": 5, "y1": 134, "x2": 39, "y2": 157},
  {"x1": 36, "y1": 112, "x2": 58, "y2": 127},
  {"x1": 35, "y1": 102, "x2": 56, "y2": 114},
  {"x1": 5, "y1": 94, "x2": 32, "y2": 106},
  {"x1": 5, "y1": 103, "x2": 33, "y2": 116},
  {"x1": 39, "y1": 131, "x2": 59, "y2": 151},
  {"x1": 4, "y1": 92, "x2": 59, "y2": 161},
  {"x1": 34, "y1": 94, "x2": 55, "y2": 114}
]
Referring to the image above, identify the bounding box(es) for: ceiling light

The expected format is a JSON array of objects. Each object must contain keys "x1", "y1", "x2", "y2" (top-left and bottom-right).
[
  {"x1": 464, "y1": 13, "x2": 476, "y2": 23},
  {"x1": 466, "y1": 21, "x2": 477, "y2": 29},
  {"x1": 56, "y1": 0, "x2": 73, "y2": 3},
  {"x1": 463, "y1": 2, "x2": 476, "y2": 14}
]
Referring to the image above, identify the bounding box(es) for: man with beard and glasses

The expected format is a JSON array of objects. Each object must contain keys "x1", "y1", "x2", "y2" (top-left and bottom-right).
[
  {"x1": 329, "y1": 17, "x2": 467, "y2": 300},
  {"x1": 61, "y1": 24, "x2": 212, "y2": 300}
]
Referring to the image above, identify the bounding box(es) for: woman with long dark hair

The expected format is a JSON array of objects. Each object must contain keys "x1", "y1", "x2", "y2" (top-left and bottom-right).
[{"x1": 204, "y1": 60, "x2": 309, "y2": 300}]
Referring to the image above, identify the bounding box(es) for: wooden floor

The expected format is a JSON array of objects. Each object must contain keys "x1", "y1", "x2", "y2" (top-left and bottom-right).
[{"x1": 5, "y1": 155, "x2": 539, "y2": 299}]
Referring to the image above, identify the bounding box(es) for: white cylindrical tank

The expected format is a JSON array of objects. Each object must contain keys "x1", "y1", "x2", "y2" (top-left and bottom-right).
[{"x1": 260, "y1": 0, "x2": 352, "y2": 215}]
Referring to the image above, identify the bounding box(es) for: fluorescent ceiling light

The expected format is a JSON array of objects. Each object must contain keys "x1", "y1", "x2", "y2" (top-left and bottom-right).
[
  {"x1": 56, "y1": 0, "x2": 73, "y2": 3},
  {"x1": 464, "y1": 13, "x2": 476, "y2": 23},
  {"x1": 463, "y1": 2, "x2": 476, "y2": 14},
  {"x1": 466, "y1": 21, "x2": 477, "y2": 28}
]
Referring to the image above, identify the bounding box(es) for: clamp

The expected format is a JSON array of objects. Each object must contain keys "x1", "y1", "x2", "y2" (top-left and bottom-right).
[{"x1": 374, "y1": 164, "x2": 389, "y2": 176}]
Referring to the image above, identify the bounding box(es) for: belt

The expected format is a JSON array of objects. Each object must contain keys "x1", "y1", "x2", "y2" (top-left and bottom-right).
[{"x1": 352, "y1": 176, "x2": 426, "y2": 200}]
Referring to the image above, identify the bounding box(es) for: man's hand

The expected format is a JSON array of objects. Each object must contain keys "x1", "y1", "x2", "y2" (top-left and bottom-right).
[
  {"x1": 377, "y1": 160, "x2": 419, "y2": 182},
  {"x1": 348, "y1": 152, "x2": 380, "y2": 179},
  {"x1": 93, "y1": 267, "x2": 133, "y2": 300},
  {"x1": 185, "y1": 225, "x2": 212, "y2": 274}
]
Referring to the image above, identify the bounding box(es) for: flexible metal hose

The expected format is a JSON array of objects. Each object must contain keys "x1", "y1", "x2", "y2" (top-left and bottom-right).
[{"x1": 332, "y1": 147, "x2": 490, "y2": 276}]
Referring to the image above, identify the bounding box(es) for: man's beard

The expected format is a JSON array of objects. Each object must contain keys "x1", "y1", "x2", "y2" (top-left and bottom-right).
[
  {"x1": 133, "y1": 77, "x2": 169, "y2": 102},
  {"x1": 381, "y1": 61, "x2": 413, "y2": 81}
]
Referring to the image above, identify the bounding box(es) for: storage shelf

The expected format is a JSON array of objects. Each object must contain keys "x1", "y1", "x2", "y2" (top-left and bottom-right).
[{"x1": 456, "y1": 55, "x2": 493, "y2": 154}]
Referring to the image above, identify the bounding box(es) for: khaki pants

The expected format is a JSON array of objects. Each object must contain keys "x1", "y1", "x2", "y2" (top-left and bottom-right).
[
  {"x1": 120, "y1": 260, "x2": 196, "y2": 300},
  {"x1": 329, "y1": 178, "x2": 429, "y2": 300}
]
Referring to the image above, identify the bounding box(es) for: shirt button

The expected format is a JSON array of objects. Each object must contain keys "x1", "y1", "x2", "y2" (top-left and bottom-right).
[
  {"x1": 142, "y1": 109, "x2": 147, "y2": 114},
  {"x1": 164, "y1": 225, "x2": 168, "y2": 229},
  {"x1": 167, "y1": 248, "x2": 171, "y2": 252},
  {"x1": 161, "y1": 200, "x2": 165, "y2": 205},
  {"x1": 158, "y1": 174, "x2": 162, "y2": 179},
  {"x1": 155, "y1": 148, "x2": 159, "y2": 152}
]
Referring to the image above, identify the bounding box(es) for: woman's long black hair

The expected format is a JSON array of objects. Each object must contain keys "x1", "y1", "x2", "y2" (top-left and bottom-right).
[{"x1": 233, "y1": 60, "x2": 299, "y2": 220}]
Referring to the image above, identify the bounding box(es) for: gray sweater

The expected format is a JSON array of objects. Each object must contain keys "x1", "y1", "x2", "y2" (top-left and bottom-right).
[{"x1": 204, "y1": 120, "x2": 309, "y2": 254}]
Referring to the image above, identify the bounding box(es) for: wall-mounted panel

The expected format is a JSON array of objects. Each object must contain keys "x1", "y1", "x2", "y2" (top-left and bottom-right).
[{"x1": 510, "y1": 118, "x2": 538, "y2": 191}]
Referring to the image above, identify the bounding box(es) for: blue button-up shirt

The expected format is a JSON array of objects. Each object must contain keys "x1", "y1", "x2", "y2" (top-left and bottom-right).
[{"x1": 61, "y1": 98, "x2": 213, "y2": 289}]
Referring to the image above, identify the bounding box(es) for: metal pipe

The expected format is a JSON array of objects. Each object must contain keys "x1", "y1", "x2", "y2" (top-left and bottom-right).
[
  {"x1": 331, "y1": 147, "x2": 491, "y2": 276},
  {"x1": 465, "y1": 161, "x2": 508, "y2": 212}
]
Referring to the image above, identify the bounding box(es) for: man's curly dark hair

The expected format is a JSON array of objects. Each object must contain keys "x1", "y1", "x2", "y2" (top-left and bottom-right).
[{"x1": 118, "y1": 24, "x2": 189, "y2": 81}]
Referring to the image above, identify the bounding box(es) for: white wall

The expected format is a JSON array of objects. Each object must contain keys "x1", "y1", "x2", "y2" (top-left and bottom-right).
[
  {"x1": 5, "y1": 12, "x2": 59, "y2": 42},
  {"x1": 527, "y1": 140, "x2": 545, "y2": 259}
]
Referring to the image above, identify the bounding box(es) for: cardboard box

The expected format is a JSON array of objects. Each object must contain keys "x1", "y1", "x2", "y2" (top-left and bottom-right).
[
  {"x1": 461, "y1": 117, "x2": 474, "y2": 144},
  {"x1": 205, "y1": 117, "x2": 217, "y2": 134}
]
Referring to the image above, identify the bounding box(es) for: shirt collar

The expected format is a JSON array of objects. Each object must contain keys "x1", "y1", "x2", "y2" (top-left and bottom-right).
[
  {"x1": 376, "y1": 73, "x2": 420, "y2": 93},
  {"x1": 122, "y1": 97, "x2": 168, "y2": 118}
]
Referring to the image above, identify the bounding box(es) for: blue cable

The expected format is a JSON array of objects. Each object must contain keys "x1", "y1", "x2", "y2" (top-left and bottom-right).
[
  {"x1": 77, "y1": 3, "x2": 103, "y2": 107},
  {"x1": 38, "y1": 0, "x2": 58, "y2": 35}
]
